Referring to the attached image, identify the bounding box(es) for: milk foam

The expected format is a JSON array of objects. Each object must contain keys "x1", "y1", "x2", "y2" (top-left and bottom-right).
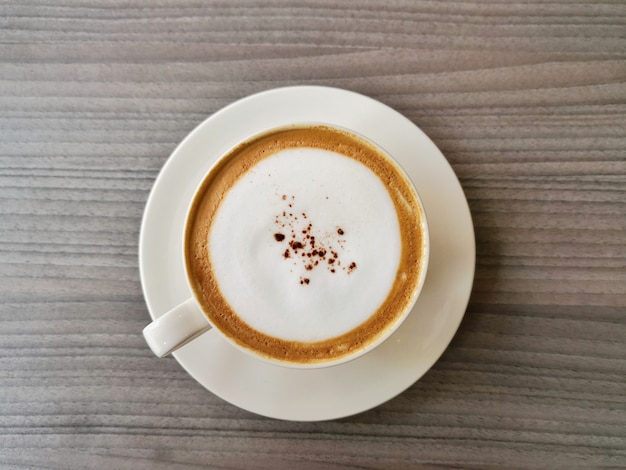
[{"x1": 208, "y1": 147, "x2": 401, "y2": 342}]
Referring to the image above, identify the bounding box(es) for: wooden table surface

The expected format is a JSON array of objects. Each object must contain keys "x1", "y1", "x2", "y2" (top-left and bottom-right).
[{"x1": 1, "y1": 1, "x2": 625, "y2": 468}]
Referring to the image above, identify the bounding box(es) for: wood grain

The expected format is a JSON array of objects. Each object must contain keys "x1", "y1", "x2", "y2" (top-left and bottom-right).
[{"x1": 1, "y1": 1, "x2": 625, "y2": 468}]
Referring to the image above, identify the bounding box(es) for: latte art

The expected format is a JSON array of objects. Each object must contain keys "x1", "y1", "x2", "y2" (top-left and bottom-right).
[{"x1": 185, "y1": 126, "x2": 427, "y2": 364}]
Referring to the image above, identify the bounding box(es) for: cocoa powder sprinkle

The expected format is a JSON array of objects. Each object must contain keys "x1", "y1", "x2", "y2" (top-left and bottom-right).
[{"x1": 273, "y1": 193, "x2": 356, "y2": 284}]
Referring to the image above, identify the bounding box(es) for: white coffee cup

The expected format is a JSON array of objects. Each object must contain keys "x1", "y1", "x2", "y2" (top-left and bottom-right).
[{"x1": 143, "y1": 124, "x2": 429, "y2": 368}]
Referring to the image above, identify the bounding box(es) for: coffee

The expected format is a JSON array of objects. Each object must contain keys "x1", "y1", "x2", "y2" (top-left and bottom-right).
[{"x1": 185, "y1": 125, "x2": 427, "y2": 365}]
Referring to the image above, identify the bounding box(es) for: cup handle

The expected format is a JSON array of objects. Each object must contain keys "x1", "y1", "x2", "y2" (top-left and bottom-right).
[{"x1": 142, "y1": 298, "x2": 212, "y2": 358}]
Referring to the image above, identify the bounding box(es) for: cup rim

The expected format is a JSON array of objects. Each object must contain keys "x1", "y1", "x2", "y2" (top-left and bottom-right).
[{"x1": 181, "y1": 122, "x2": 430, "y2": 369}]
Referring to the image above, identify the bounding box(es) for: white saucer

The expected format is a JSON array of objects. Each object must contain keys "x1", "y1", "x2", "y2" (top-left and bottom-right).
[{"x1": 139, "y1": 86, "x2": 475, "y2": 421}]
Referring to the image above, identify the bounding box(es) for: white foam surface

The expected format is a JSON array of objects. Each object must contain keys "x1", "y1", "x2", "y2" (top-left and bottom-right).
[{"x1": 209, "y1": 148, "x2": 401, "y2": 342}]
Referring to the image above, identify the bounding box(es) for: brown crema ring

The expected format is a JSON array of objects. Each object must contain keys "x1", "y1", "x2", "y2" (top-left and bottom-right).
[{"x1": 185, "y1": 125, "x2": 426, "y2": 365}]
